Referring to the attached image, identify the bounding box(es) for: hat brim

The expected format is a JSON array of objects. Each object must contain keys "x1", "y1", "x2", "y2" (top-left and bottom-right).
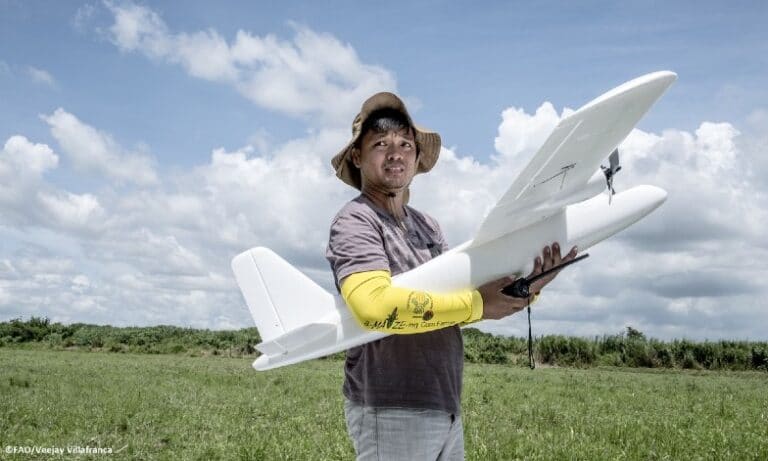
[{"x1": 332, "y1": 127, "x2": 441, "y2": 190}]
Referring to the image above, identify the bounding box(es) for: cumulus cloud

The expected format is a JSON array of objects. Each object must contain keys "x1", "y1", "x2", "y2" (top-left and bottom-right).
[
  {"x1": 42, "y1": 108, "x2": 158, "y2": 186},
  {"x1": 1, "y1": 4, "x2": 764, "y2": 339},
  {"x1": 1, "y1": 135, "x2": 58, "y2": 176},
  {"x1": 0, "y1": 135, "x2": 107, "y2": 238},
  {"x1": 464, "y1": 101, "x2": 768, "y2": 340},
  {"x1": 615, "y1": 121, "x2": 767, "y2": 252},
  {"x1": 37, "y1": 191, "x2": 105, "y2": 232},
  {"x1": 0, "y1": 113, "x2": 352, "y2": 327},
  {"x1": 197, "y1": 130, "x2": 350, "y2": 260},
  {"x1": 4, "y1": 91, "x2": 767, "y2": 338},
  {"x1": 739, "y1": 108, "x2": 768, "y2": 188},
  {"x1": 494, "y1": 102, "x2": 566, "y2": 164},
  {"x1": 410, "y1": 148, "x2": 496, "y2": 243},
  {"x1": 104, "y1": 2, "x2": 396, "y2": 124},
  {"x1": 27, "y1": 66, "x2": 56, "y2": 86}
]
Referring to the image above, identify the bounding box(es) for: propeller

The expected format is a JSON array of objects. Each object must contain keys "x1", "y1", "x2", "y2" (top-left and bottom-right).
[{"x1": 601, "y1": 149, "x2": 622, "y2": 203}]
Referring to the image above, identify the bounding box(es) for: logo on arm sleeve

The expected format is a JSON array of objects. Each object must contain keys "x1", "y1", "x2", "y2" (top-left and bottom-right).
[
  {"x1": 407, "y1": 292, "x2": 433, "y2": 318},
  {"x1": 385, "y1": 307, "x2": 398, "y2": 329},
  {"x1": 363, "y1": 307, "x2": 404, "y2": 330}
]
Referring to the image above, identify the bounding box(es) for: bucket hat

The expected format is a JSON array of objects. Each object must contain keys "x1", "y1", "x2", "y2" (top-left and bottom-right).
[{"x1": 331, "y1": 92, "x2": 441, "y2": 190}]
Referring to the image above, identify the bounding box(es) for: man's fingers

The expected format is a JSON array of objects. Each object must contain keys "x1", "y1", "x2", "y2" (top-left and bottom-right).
[
  {"x1": 542, "y1": 246, "x2": 553, "y2": 271},
  {"x1": 526, "y1": 256, "x2": 542, "y2": 279},
  {"x1": 483, "y1": 244, "x2": 581, "y2": 319},
  {"x1": 552, "y1": 242, "x2": 562, "y2": 266}
]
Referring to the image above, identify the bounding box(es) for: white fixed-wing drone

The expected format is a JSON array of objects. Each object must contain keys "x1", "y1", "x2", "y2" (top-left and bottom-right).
[{"x1": 232, "y1": 71, "x2": 677, "y2": 371}]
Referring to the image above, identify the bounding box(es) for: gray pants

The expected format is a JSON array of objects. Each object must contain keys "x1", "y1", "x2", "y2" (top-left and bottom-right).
[{"x1": 344, "y1": 399, "x2": 464, "y2": 461}]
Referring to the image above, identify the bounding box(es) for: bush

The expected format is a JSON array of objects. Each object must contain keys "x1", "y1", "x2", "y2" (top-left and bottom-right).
[
  {"x1": 751, "y1": 345, "x2": 768, "y2": 371},
  {"x1": 537, "y1": 335, "x2": 596, "y2": 367},
  {"x1": 69, "y1": 327, "x2": 102, "y2": 348},
  {"x1": 653, "y1": 342, "x2": 674, "y2": 368},
  {"x1": 0, "y1": 316, "x2": 52, "y2": 342},
  {"x1": 681, "y1": 351, "x2": 701, "y2": 370},
  {"x1": 463, "y1": 328, "x2": 523, "y2": 364},
  {"x1": 623, "y1": 339, "x2": 657, "y2": 368},
  {"x1": 168, "y1": 343, "x2": 185, "y2": 354},
  {"x1": 104, "y1": 339, "x2": 127, "y2": 353},
  {"x1": 46, "y1": 333, "x2": 64, "y2": 348},
  {"x1": 597, "y1": 352, "x2": 623, "y2": 367}
]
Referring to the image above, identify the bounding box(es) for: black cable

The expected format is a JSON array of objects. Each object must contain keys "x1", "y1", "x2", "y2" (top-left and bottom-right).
[
  {"x1": 500, "y1": 252, "x2": 591, "y2": 369},
  {"x1": 502, "y1": 253, "x2": 590, "y2": 298},
  {"x1": 527, "y1": 298, "x2": 535, "y2": 370}
]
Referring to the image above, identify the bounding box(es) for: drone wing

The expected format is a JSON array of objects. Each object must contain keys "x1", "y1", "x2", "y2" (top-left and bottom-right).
[{"x1": 471, "y1": 71, "x2": 677, "y2": 247}]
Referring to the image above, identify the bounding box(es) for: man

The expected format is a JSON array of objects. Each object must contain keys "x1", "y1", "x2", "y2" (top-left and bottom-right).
[{"x1": 326, "y1": 92, "x2": 576, "y2": 460}]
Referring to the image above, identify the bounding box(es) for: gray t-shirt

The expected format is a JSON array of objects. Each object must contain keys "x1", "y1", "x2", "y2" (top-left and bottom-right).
[{"x1": 326, "y1": 194, "x2": 464, "y2": 414}]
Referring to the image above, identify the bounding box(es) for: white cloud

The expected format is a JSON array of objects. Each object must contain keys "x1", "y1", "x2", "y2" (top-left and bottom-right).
[
  {"x1": 96, "y1": 227, "x2": 206, "y2": 276},
  {"x1": 0, "y1": 286, "x2": 10, "y2": 305},
  {"x1": 740, "y1": 108, "x2": 768, "y2": 187},
  {"x1": 3, "y1": 93, "x2": 767, "y2": 338},
  {"x1": 461, "y1": 102, "x2": 768, "y2": 340},
  {"x1": 1, "y1": 135, "x2": 58, "y2": 176},
  {"x1": 199, "y1": 130, "x2": 350, "y2": 259},
  {"x1": 104, "y1": 3, "x2": 396, "y2": 124},
  {"x1": 1, "y1": 122, "x2": 351, "y2": 327},
  {"x1": 617, "y1": 121, "x2": 767, "y2": 248},
  {"x1": 410, "y1": 148, "x2": 496, "y2": 243},
  {"x1": 37, "y1": 190, "x2": 105, "y2": 232},
  {"x1": 42, "y1": 108, "x2": 158, "y2": 186},
  {"x1": 1, "y1": 136, "x2": 60, "y2": 225},
  {"x1": 1, "y1": 133, "x2": 109, "y2": 240},
  {"x1": 494, "y1": 102, "x2": 565, "y2": 162},
  {"x1": 27, "y1": 66, "x2": 56, "y2": 86},
  {"x1": 72, "y1": 4, "x2": 97, "y2": 33},
  {"x1": 1, "y1": 6, "x2": 765, "y2": 340},
  {"x1": 71, "y1": 274, "x2": 90, "y2": 294}
]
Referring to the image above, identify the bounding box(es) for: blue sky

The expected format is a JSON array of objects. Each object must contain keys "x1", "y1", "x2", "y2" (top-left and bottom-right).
[
  {"x1": 4, "y1": 1, "x2": 767, "y2": 165},
  {"x1": 1, "y1": 1, "x2": 767, "y2": 340}
]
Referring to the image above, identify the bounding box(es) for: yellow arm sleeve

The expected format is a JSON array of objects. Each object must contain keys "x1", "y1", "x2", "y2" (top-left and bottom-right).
[{"x1": 341, "y1": 270, "x2": 483, "y2": 334}]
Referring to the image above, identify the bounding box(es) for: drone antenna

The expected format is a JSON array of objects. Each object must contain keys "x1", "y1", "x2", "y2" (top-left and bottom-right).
[{"x1": 502, "y1": 253, "x2": 590, "y2": 298}]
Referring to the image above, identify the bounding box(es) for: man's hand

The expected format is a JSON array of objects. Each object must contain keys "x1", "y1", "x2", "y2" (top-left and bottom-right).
[
  {"x1": 528, "y1": 242, "x2": 578, "y2": 295},
  {"x1": 478, "y1": 275, "x2": 530, "y2": 320},
  {"x1": 479, "y1": 243, "x2": 578, "y2": 321}
]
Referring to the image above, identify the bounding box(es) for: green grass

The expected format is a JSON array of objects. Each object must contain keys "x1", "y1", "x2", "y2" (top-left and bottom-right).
[
  {"x1": 1, "y1": 349, "x2": 766, "y2": 460},
  {"x1": 462, "y1": 365, "x2": 768, "y2": 460}
]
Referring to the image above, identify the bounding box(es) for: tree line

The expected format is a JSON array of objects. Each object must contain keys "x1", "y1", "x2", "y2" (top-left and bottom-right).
[
  {"x1": 0, "y1": 317, "x2": 260, "y2": 357},
  {"x1": 2, "y1": 317, "x2": 766, "y2": 371}
]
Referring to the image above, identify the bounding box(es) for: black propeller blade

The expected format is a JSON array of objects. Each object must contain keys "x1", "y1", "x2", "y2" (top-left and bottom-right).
[{"x1": 601, "y1": 149, "x2": 622, "y2": 203}]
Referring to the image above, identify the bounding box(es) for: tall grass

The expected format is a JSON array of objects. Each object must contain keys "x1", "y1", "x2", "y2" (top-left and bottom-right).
[
  {"x1": 2, "y1": 317, "x2": 767, "y2": 371},
  {"x1": 462, "y1": 326, "x2": 768, "y2": 371}
]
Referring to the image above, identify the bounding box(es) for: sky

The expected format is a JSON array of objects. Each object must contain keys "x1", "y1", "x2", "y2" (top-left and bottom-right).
[{"x1": 1, "y1": 1, "x2": 767, "y2": 340}]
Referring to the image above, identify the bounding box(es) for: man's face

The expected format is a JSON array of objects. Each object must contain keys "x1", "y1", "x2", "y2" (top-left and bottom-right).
[{"x1": 354, "y1": 127, "x2": 418, "y2": 192}]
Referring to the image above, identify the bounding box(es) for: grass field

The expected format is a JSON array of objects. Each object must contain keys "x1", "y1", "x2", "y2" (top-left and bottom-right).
[{"x1": 1, "y1": 349, "x2": 766, "y2": 460}]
